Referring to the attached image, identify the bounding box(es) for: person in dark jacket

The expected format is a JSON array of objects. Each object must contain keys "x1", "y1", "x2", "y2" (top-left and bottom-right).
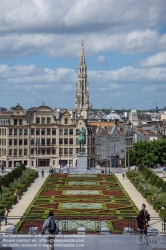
[{"x1": 137, "y1": 209, "x2": 147, "y2": 235}]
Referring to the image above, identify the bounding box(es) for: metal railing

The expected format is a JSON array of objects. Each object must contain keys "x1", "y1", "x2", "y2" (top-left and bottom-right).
[{"x1": 0, "y1": 216, "x2": 165, "y2": 235}]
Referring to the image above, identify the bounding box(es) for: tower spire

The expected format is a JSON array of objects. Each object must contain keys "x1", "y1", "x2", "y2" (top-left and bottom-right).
[
  {"x1": 79, "y1": 40, "x2": 85, "y2": 65},
  {"x1": 75, "y1": 41, "x2": 89, "y2": 119}
]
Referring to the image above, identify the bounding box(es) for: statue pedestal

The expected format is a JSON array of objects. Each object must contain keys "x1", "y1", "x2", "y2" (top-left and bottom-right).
[{"x1": 76, "y1": 153, "x2": 87, "y2": 172}]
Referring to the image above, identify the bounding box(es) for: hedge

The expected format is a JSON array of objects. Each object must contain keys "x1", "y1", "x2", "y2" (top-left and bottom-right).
[{"x1": 156, "y1": 177, "x2": 163, "y2": 188}]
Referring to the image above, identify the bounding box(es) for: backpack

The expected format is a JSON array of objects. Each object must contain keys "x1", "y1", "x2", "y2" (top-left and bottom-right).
[{"x1": 48, "y1": 217, "x2": 59, "y2": 234}]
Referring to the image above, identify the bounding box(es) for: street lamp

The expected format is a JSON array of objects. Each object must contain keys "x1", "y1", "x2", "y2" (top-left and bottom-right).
[
  {"x1": 59, "y1": 147, "x2": 62, "y2": 169},
  {"x1": 36, "y1": 139, "x2": 39, "y2": 168}
]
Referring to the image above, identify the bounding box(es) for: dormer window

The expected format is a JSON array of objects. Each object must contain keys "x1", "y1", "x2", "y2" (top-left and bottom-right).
[{"x1": 64, "y1": 118, "x2": 68, "y2": 124}]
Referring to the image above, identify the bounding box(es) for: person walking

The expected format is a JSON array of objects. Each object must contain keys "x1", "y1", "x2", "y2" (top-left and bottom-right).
[
  {"x1": 122, "y1": 170, "x2": 125, "y2": 180},
  {"x1": 4, "y1": 208, "x2": 8, "y2": 225},
  {"x1": 41, "y1": 169, "x2": 44, "y2": 178},
  {"x1": 41, "y1": 211, "x2": 59, "y2": 250}
]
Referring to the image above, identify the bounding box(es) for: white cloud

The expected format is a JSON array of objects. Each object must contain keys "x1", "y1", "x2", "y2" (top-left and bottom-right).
[
  {"x1": 0, "y1": 0, "x2": 166, "y2": 34},
  {"x1": 0, "y1": 64, "x2": 166, "y2": 109},
  {"x1": 0, "y1": 30, "x2": 165, "y2": 58},
  {"x1": 138, "y1": 51, "x2": 166, "y2": 67}
]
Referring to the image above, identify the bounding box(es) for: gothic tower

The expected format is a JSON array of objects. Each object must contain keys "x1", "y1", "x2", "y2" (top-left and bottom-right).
[{"x1": 75, "y1": 40, "x2": 89, "y2": 119}]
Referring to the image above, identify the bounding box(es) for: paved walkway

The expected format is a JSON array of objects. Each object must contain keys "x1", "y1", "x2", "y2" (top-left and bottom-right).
[
  {"x1": 1, "y1": 170, "x2": 49, "y2": 232},
  {"x1": 116, "y1": 173, "x2": 162, "y2": 232}
]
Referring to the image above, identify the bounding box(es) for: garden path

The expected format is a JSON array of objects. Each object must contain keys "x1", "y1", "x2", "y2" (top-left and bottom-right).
[
  {"x1": 116, "y1": 173, "x2": 163, "y2": 232},
  {"x1": 1, "y1": 170, "x2": 49, "y2": 232}
]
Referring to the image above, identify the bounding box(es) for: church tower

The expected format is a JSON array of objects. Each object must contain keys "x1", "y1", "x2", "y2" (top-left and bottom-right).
[{"x1": 75, "y1": 41, "x2": 89, "y2": 119}]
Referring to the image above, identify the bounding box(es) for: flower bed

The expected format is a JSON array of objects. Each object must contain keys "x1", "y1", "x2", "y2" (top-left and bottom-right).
[{"x1": 17, "y1": 174, "x2": 138, "y2": 233}]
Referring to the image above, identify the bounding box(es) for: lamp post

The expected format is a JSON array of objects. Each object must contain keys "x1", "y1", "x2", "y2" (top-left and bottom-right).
[
  {"x1": 59, "y1": 147, "x2": 61, "y2": 169},
  {"x1": 125, "y1": 142, "x2": 127, "y2": 172},
  {"x1": 36, "y1": 139, "x2": 39, "y2": 169}
]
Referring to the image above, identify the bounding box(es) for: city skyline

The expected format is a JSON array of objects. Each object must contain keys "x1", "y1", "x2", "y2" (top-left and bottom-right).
[{"x1": 0, "y1": 0, "x2": 166, "y2": 110}]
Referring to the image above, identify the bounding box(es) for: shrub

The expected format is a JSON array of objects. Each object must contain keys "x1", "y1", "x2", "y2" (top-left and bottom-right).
[
  {"x1": 144, "y1": 169, "x2": 153, "y2": 181},
  {"x1": 159, "y1": 209, "x2": 166, "y2": 219},
  {"x1": 162, "y1": 182, "x2": 166, "y2": 192},
  {"x1": 138, "y1": 164, "x2": 144, "y2": 172},
  {"x1": 151, "y1": 174, "x2": 158, "y2": 186},
  {"x1": 1, "y1": 176, "x2": 9, "y2": 187},
  {"x1": 6, "y1": 172, "x2": 14, "y2": 183},
  {"x1": 20, "y1": 163, "x2": 26, "y2": 170},
  {"x1": 156, "y1": 178, "x2": 163, "y2": 188},
  {"x1": 150, "y1": 173, "x2": 155, "y2": 184}
]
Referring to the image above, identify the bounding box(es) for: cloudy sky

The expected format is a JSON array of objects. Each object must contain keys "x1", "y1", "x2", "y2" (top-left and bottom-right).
[{"x1": 0, "y1": 0, "x2": 166, "y2": 110}]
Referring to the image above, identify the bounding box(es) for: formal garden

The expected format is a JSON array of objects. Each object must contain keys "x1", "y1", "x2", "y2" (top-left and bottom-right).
[{"x1": 16, "y1": 173, "x2": 138, "y2": 234}]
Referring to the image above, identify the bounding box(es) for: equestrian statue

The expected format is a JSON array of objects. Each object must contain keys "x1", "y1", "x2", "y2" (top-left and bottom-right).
[{"x1": 77, "y1": 127, "x2": 86, "y2": 153}]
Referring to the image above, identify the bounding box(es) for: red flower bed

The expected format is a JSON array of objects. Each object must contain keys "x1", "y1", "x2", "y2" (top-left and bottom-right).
[
  {"x1": 106, "y1": 204, "x2": 126, "y2": 209},
  {"x1": 40, "y1": 190, "x2": 61, "y2": 196},
  {"x1": 103, "y1": 190, "x2": 125, "y2": 196}
]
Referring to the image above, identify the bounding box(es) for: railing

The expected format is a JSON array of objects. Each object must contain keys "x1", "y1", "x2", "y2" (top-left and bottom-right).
[{"x1": 0, "y1": 216, "x2": 165, "y2": 235}]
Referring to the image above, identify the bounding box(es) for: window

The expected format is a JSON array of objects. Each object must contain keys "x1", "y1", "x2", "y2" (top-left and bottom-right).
[
  {"x1": 76, "y1": 129, "x2": 80, "y2": 135},
  {"x1": 52, "y1": 149, "x2": 56, "y2": 154},
  {"x1": 14, "y1": 129, "x2": 17, "y2": 135},
  {"x1": 52, "y1": 138, "x2": 56, "y2": 145},
  {"x1": 31, "y1": 129, "x2": 34, "y2": 135},
  {"x1": 64, "y1": 148, "x2": 68, "y2": 155},
  {"x1": 47, "y1": 149, "x2": 50, "y2": 154},
  {"x1": 42, "y1": 149, "x2": 45, "y2": 155},
  {"x1": 47, "y1": 129, "x2": 50, "y2": 135},
  {"x1": 31, "y1": 149, "x2": 34, "y2": 155},
  {"x1": 59, "y1": 148, "x2": 63, "y2": 154},
  {"x1": 47, "y1": 138, "x2": 50, "y2": 145},
  {"x1": 9, "y1": 149, "x2": 12, "y2": 156},
  {"x1": 14, "y1": 119, "x2": 17, "y2": 125},
  {"x1": 24, "y1": 139, "x2": 28, "y2": 145},
  {"x1": 69, "y1": 148, "x2": 73, "y2": 155},
  {"x1": 19, "y1": 129, "x2": 22, "y2": 135},
  {"x1": 31, "y1": 139, "x2": 34, "y2": 145},
  {"x1": 52, "y1": 128, "x2": 56, "y2": 135},
  {"x1": 41, "y1": 139, "x2": 45, "y2": 145},
  {"x1": 64, "y1": 129, "x2": 68, "y2": 135},
  {"x1": 47, "y1": 117, "x2": 50, "y2": 124},
  {"x1": 9, "y1": 139, "x2": 12, "y2": 146},
  {"x1": 14, "y1": 149, "x2": 17, "y2": 156},
  {"x1": 69, "y1": 138, "x2": 73, "y2": 145},
  {"x1": 36, "y1": 129, "x2": 40, "y2": 135},
  {"x1": 64, "y1": 138, "x2": 68, "y2": 144},
  {"x1": 41, "y1": 129, "x2": 45, "y2": 135},
  {"x1": 36, "y1": 117, "x2": 40, "y2": 124},
  {"x1": 24, "y1": 129, "x2": 28, "y2": 136},
  {"x1": 9, "y1": 129, "x2": 12, "y2": 136},
  {"x1": 19, "y1": 139, "x2": 22, "y2": 145},
  {"x1": 14, "y1": 139, "x2": 17, "y2": 145},
  {"x1": 19, "y1": 119, "x2": 22, "y2": 125},
  {"x1": 69, "y1": 129, "x2": 73, "y2": 135},
  {"x1": 59, "y1": 138, "x2": 63, "y2": 145},
  {"x1": 19, "y1": 149, "x2": 22, "y2": 155},
  {"x1": 41, "y1": 117, "x2": 45, "y2": 124},
  {"x1": 59, "y1": 129, "x2": 63, "y2": 135},
  {"x1": 64, "y1": 118, "x2": 68, "y2": 124},
  {"x1": 24, "y1": 149, "x2": 27, "y2": 155}
]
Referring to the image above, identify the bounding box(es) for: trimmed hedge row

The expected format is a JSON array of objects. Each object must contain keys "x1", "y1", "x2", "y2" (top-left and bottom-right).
[{"x1": 127, "y1": 166, "x2": 166, "y2": 218}]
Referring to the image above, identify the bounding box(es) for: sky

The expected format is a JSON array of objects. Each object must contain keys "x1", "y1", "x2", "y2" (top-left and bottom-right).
[{"x1": 0, "y1": 0, "x2": 166, "y2": 110}]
